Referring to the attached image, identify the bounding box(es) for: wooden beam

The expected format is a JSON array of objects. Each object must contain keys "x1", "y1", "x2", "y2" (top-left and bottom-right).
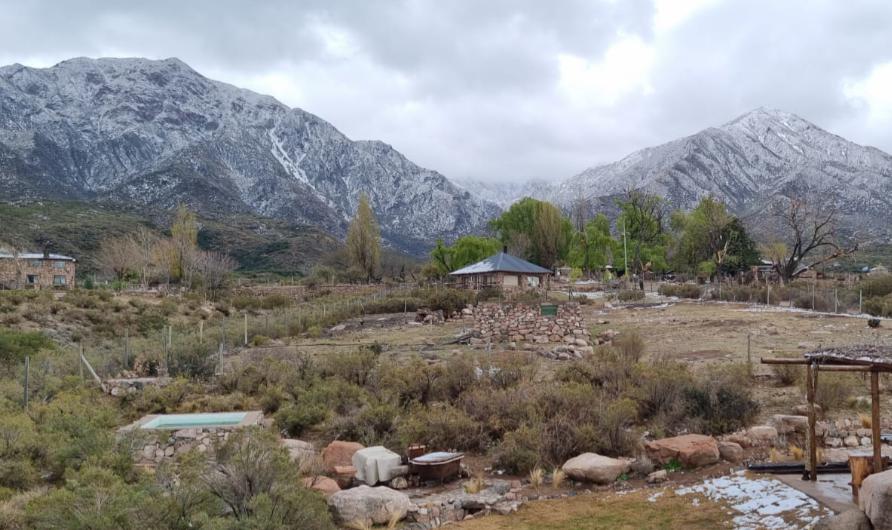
[
  {"x1": 872, "y1": 369, "x2": 883, "y2": 474},
  {"x1": 806, "y1": 362, "x2": 818, "y2": 481},
  {"x1": 818, "y1": 366, "x2": 873, "y2": 373},
  {"x1": 762, "y1": 357, "x2": 809, "y2": 365}
]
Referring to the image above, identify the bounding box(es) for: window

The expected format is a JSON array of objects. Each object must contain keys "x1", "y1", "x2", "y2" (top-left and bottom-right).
[
  {"x1": 28, "y1": 259, "x2": 42, "y2": 268},
  {"x1": 53, "y1": 260, "x2": 66, "y2": 269},
  {"x1": 26, "y1": 275, "x2": 37, "y2": 284},
  {"x1": 526, "y1": 276, "x2": 540, "y2": 287},
  {"x1": 53, "y1": 275, "x2": 66, "y2": 286}
]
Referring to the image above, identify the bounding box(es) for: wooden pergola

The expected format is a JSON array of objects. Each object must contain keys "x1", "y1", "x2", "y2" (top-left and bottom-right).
[{"x1": 763, "y1": 345, "x2": 892, "y2": 482}]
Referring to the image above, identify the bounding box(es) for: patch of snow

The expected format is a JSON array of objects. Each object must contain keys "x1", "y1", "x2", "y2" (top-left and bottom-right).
[{"x1": 674, "y1": 471, "x2": 831, "y2": 529}]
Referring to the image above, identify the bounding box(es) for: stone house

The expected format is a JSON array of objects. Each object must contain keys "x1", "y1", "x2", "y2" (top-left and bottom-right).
[
  {"x1": 449, "y1": 250, "x2": 552, "y2": 290},
  {"x1": 0, "y1": 251, "x2": 77, "y2": 289}
]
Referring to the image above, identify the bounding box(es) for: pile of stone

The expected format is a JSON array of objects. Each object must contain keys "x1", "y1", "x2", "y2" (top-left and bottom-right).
[
  {"x1": 416, "y1": 308, "x2": 445, "y2": 324},
  {"x1": 471, "y1": 303, "x2": 589, "y2": 346},
  {"x1": 405, "y1": 479, "x2": 522, "y2": 528},
  {"x1": 102, "y1": 376, "x2": 170, "y2": 396}
]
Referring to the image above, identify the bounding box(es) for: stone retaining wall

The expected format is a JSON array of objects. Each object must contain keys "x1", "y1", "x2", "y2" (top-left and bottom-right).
[
  {"x1": 471, "y1": 303, "x2": 589, "y2": 345},
  {"x1": 133, "y1": 427, "x2": 230, "y2": 465}
]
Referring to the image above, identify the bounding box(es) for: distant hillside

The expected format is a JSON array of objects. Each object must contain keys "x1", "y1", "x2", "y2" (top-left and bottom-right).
[{"x1": 0, "y1": 201, "x2": 343, "y2": 276}]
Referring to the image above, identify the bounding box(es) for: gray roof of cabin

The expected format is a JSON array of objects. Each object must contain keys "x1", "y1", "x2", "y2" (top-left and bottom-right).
[
  {"x1": 0, "y1": 252, "x2": 76, "y2": 262},
  {"x1": 804, "y1": 345, "x2": 892, "y2": 368},
  {"x1": 449, "y1": 252, "x2": 552, "y2": 276}
]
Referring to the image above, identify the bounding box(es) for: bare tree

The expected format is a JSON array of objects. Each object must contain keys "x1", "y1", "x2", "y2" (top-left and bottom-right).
[
  {"x1": 763, "y1": 195, "x2": 857, "y2": 284},
  {"x1": 194, "y1": 250, "x2": 236, "y2": 300},
  {"x1": 97, "y1": 235, "x2": 139, "y2": 281}
]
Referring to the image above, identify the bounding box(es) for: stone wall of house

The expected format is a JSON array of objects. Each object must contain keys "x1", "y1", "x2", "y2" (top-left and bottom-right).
[
  {"x1": 471, "y1": 303, "x2": 589, "y2": 345},
  {"x1": 0, "y1": 257, "x2": 75, "y2": 289}
]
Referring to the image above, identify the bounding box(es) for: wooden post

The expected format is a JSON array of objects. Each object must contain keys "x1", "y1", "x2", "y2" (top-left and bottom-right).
[
  {"x1": 199, "y1": 320, "x2": 204, "y2": 345},
  {"x1": 860, "y1": 290, "x2": 863, "y2": 314},
  {"x1": 123, "y1": 329, "x2": 129, "y2": 370},
  {"x1": 23, "y1": 355, "x2": 29, "y2": 410},
  {"x1": 243, "y1": 313, "x2": 248, "y2": 346},
  {"x1": 747, "y1": 334, "x2": 752, "y2": 376},
  {"x1": 872, "y1": 369, "x2": 883, "y2": 474},
  {"x1": 834, "y1": 289, "x2": 839, "y2": 313},
  {"x1": 79, "y1": 344, "x2": 84, "y2": 381},
  {"x1": 767, "y1": 283, "x2": 771, "y2": 306},
  {"x1": 806, "y1": 361, "x2": 818, "y2": 481}
]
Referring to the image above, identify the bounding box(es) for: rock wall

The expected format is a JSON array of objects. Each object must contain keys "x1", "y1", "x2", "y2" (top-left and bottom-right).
[
  {"x1": 133, "y1": 427, "x2": 230, "y2": 465},
  {"x1": 471, "y1": 303, "x2": 588, "y2": 345}
]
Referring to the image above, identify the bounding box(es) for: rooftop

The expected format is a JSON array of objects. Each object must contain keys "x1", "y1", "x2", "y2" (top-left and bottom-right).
[
  {"x1": 449, "y1": 252, "x2": 552, "y2": 276},
  {"x1": 0, "y1": 252, "x2": 76, "y2": 262},
  {"x1": 804, "y1": 345, "x2": 892, "y2": 369}
]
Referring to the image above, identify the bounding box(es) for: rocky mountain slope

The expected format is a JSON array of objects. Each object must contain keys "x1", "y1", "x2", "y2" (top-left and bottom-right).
[
  {"x1": 467, "y1": 108, "x2": 892, "y2": 241},
  {"x1": 0, "y1": 57, "x2": 499, "y2": 255}
]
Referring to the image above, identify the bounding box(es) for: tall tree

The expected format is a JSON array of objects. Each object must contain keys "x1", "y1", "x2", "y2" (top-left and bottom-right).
[
  {"x1": 616, "y1": 190, "x2": 668, "y2": 274},
  {"x1": 763, "y1": 194, "x2": 857, "y2": 283},
  {"x1": 169, "y1": 204, "x2": 199, "y2": 282},
  {"x1": 346, "y1": 194, "x2": 381, "y2": 282},
  {"x1": 490, "y1": 197, "x2": 572, "y2": 268},
  {"x1": 569, "y1": 214, "x2": 616, "y2": 274}
]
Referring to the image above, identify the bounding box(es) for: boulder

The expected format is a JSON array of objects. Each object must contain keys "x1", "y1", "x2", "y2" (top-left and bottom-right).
[
  {"x1": 647, "y1": 470, "x2": 668, "y2": 484},
  {"x1": 845, "y1": 436, "x2": 860, "y2": 448},
  {"x1": 792, "y1": 404, "x2": 823, "y2": 417},
  {"x1": 332, "y1": 465, "x2": 357, "y2": 488},
  {"x1": 718, "y1": 441, "x2": 744, "y2": 464},
  {"x1": 562, "y1": 453, "x2": 631, "y2": 484},
  {"x1": 860, "y1": 469, "x2": 892, "y2": 529},
  {"x1": 328, "y1": 485, "x2": 411, "y2": 526},
  {"x1": 322, "y1": 440, "x2": 364, "y2": 471},
  {"x1": 282, "y1": 439, "x2": 316, "y2": 461},
  {"x1": 814, "y1": 509, "x2": 872, "y2": 530},
  {"x1": 645, "y1": 434, "x2": 720, "y2": 468},
  {"x1": 302, "y1": 476, "x2": 341, "y2": 496},
  {"x1": 771, "y1": 414, "x2": 809, "y2": 435},
  {"x1": 747, "y1": 425, "x2": 779, "y2": 446}
]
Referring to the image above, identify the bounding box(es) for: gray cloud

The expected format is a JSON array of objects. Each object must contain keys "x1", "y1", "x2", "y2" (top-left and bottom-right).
[{"x1": 1, "y1": 0, "x2": 891, "y2": 183}]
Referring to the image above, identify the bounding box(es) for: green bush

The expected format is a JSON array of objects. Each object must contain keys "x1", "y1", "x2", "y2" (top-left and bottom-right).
[
  {"x1": 862, "y1": 274, "x2": 892, "y2": 298},
  {"x1": 494, "y1": 426, "x2": 540, "y2": 474},
  {"x1": 398, "y1": 404, "x2": 487, "y2": 451},
  {"x1": 865, "y1": 295, "x2": 892, "y2": 317},
  {"x1": 275, "y1": 402, "x2": 329, "y2": 437},
  {"x1": 683, "y1": 365, "x2": 758, "y2": 435}
]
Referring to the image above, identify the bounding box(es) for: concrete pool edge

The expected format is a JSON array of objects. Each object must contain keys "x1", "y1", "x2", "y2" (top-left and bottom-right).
[{"x1": 119, "y1": 410, "x2": 264, "y2": 432}]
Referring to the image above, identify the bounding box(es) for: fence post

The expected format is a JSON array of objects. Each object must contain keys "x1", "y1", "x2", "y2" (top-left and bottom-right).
[
  {"x1": 812, "y1": 283, "x2": 815, "y2": 311},
  {"x1": 767, "y1": 284, "x2": 771, "y2": 306},
  {"x1": 23, "y1": 355, "x2": 29, "y2": 410},
  {"x1": 834, "y1": 289, "x2": 838, "y2": 313},
  {"x1": 747, "y1": 333, "x2": 752, "y2": 377},
  {"x1": 243, "y1": 313, "x2": 248, "y2": 346},
  {"x1": 79, "y1": 344, "x2": 85, "y2": 381},
  {"x1": 199, "y1": 320, "x2": 204, "y2": 345},
  {"x1": 860, "y1": 290, "x2": 863, "y2": 314}
]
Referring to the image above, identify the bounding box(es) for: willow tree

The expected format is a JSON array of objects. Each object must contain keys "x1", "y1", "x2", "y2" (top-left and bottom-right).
[
  {"x1": 168, "y1": 204, "x2": 199, "y2": 283},
  {"x1": 346, "y1": 194, "x2": 381, "y2": 282}
]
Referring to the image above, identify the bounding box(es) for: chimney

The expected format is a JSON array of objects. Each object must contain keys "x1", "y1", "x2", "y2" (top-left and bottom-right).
[
  {"x1": 502, "y1": 245, "x2": 508, "y2": 254},
  {"x1": 43, "y1": 247, "x2": 50, "y2": 259}
]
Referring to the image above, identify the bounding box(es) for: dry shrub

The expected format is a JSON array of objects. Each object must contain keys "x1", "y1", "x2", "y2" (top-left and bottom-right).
[
  {"x1": 789, "y1": 444, "x2": 804, "y2": 461},
  {"x1": 771, "y1": 357, "x2": 802, "y2": 386},
  {"x1": 493, "y1": 426, "x2": 540, "y2": 474},
  {"x1": 614, "y1": 331, "x2": 645, "y2": 363},
  {"x1": 529, "y1": 468, "x2": 544, "y2": 492},
  {"x1": 808, "y1": 373, "x2": 859, "y2": 412},
  {"x1": 859, "y1": 413, "x2": 872, "y2": 429},
  {"x1": 683, "y1": 364, "x2": 759, "y2": 435},
  {"x1": 616, "y1": 289, "x2": 645, "y2": 302},
  {"x1": 397, "y1": 404, "x2": 487, "y2": 451},
  {"x1": 658, "y1": 283, "x2": 702, "y2": 299},
  {"x1": 463, "y1": 474, "x2": 486, "y2": 494},
  {"x1": 551, "y1": 468, "x2": 566, "y2": 489}
]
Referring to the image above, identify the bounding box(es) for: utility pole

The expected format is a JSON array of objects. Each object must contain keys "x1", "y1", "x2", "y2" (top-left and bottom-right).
[{"x1": 622, "y1": 218, "x2": 629, "y2": 288}]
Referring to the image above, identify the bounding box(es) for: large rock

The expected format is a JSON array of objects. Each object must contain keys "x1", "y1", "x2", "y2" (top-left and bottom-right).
[
  {"x1": 814, "y1": 509, "x2": 872, "y2": 530},
  {"x1": 747, "y1": 425, "x2": 779, "y2": 446},
  {"x1": 322, "y1": 440, "x2": 364, "y2": 471},
  {"x1": 328, "y1": 485, "x2": 411, "y2": 526},
  {"x1": 860, "y1": 469, "x2": 892, "y2": 529},
  {"x1": 282, "y1": 439, "x2": 316, "y2": 461},
  {"x1": 562, "y1": 453, "x2": 631, "y2": 484},
  {"x1": 645, "y1": 434, "x2": 720, "y2": 468},
  {"x1": 718, "y1": 441, "x2": 744, "y2": 464},
  {"x1": 302, "y1": 476, "x2": 341, "y2": 496},
  {"x1": 771, "y1": 414, "x2": 809, "y2": 435}
]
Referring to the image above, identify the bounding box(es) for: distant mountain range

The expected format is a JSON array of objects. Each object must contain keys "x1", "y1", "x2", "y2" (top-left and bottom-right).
[
  {"x1": 464, "y1": 108, "x2": 892, "y2": 242},
  {"x1": 0, "y1": 57, "x2": 499, "y2": 256}
]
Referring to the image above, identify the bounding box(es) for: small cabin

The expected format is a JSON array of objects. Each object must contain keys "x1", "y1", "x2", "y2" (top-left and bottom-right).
[
  {"x1": 449, "y1": 251, "x2": 552, "y2": 291},
  {"x1": 0, "y1": 251, "x2": 77, "y2": 290}
]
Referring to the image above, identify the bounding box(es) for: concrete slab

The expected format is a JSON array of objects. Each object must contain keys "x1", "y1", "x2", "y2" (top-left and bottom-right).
[{"x1": 774, "y1": 473, "x2": 857, "y2": 513}]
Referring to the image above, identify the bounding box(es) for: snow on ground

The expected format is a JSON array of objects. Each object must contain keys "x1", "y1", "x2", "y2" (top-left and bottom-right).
[{"x1": 674, "y1": 471, "x2": 832, "y2": 529}]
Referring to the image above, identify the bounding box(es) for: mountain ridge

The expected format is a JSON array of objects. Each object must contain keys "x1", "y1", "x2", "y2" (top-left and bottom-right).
[{"x1": 0, "y1": 56, "x2": 500, "y2": 255}]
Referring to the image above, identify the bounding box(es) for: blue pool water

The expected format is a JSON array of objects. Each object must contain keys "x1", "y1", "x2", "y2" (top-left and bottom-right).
[{"x1": 141, "y1": 412, "x2": 248, "y2": 429}]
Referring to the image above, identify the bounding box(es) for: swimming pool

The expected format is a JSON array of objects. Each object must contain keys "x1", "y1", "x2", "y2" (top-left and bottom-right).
[{"x1": 140, "y1": 412, "x2": 249, "y2": 430}]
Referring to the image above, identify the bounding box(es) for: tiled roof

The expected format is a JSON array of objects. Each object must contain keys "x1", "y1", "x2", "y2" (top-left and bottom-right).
[{"x1": 449, "y1": 252, "x2": 552, "y2": 276}]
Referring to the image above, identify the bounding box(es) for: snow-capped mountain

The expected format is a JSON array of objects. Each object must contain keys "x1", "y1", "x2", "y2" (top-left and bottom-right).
[
  {"x1": 466, "y1": 108, "x2": 892, "y2": 241},
  {"x1": 0, "y1": 57, "x2": 499, "y2": 254}
]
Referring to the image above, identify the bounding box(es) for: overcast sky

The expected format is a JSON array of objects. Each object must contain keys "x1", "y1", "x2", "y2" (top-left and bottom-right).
[{"x1": 2, "y1": 0, "x2": 891, "y2": 183}]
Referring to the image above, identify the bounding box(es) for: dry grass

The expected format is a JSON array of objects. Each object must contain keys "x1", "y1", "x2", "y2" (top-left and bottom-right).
[
  {"x1": 789, "y1": 444, "x2": 805, "y2": 461},
  {"x1": 529, "y1": 468, "x2": 544, "y2": 493},
  {"x1": 551, "y1": 468, "x2": 566, "y2": 489},
  {"x1": 464, "y1": 474, "x2": 487, "y2": 494},
  {"x1": 859, "y1": 412, "x2": 872, "y2": 429},
  {"x1": 455, "y1": 489, "x2": 733, "y2": 530}
]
